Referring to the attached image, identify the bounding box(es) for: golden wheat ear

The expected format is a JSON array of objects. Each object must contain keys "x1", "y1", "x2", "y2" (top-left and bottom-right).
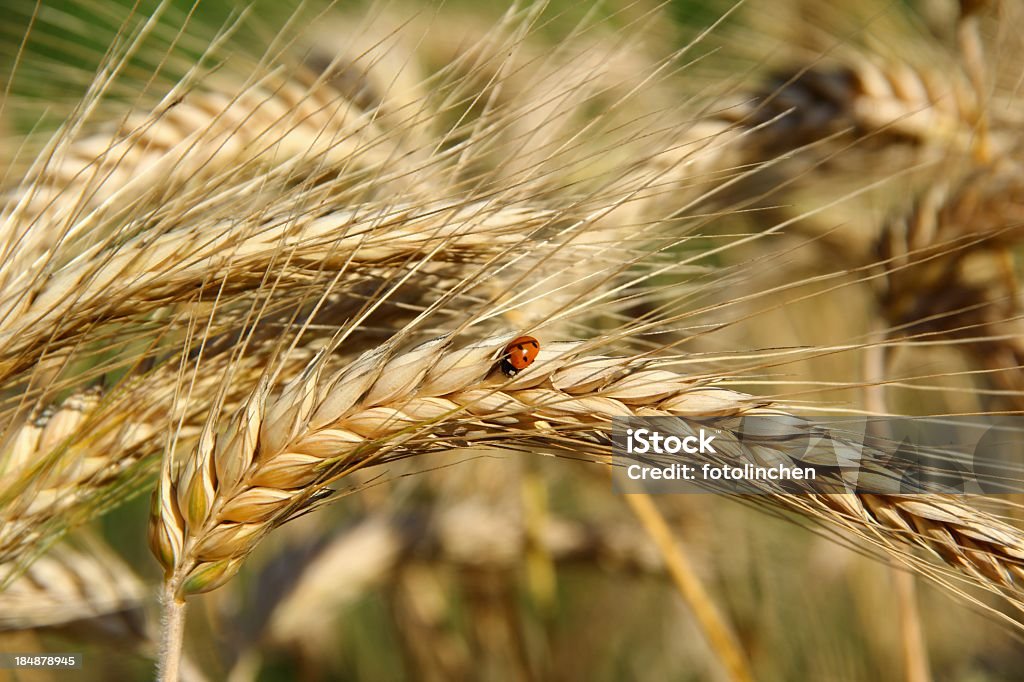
[
  {"x1": 152, "y1": 333, "x2": 1024, "y2": 603},
  {"x1": 0, "y1": 533, "x2": 145, "y2": 635}
]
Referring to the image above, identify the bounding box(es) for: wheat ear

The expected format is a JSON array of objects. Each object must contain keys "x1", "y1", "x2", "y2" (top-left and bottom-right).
[
  {"x1": 0, "y1": 334, "x2": 329, "y2": 576},
  {"x1": 0, "y1": 385, "x2": 168, "y2": 572},
  {"x1": 721, "y1": 55, "x2": 986, "y2": 157},
  {"x1": 0, "y1": 66, "x2": 411, "y2": 277},
  {"x1": 0, "y1": 534, "x2": 145, "y2": 634},
  {"x1": 152, "y1": 334, "x2": 1024, "y2": 599},
  {"x1": 875, "y1": 160, "x2": 1024, "y2": 408},
  {"x1": 0, "y1": 200, "x2": 544, "y2": 384}
]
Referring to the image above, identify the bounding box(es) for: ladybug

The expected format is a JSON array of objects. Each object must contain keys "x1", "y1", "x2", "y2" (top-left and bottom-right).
[{"x1": 500, "y1": 336, "x2": 540, "y2": 377}]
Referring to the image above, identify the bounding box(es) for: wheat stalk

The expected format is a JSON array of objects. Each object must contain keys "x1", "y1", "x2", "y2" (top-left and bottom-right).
[{"x1": 147, "y1": 330, "x2": 1024, "y2": 677}]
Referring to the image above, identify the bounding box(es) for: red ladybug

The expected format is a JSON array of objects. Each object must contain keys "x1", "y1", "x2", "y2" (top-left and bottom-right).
[{"x1": 500, "y1": 336, "x2": 540, "y2": 377}]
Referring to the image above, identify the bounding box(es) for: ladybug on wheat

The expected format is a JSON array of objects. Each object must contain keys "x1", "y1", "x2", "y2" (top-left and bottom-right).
[{"x1": 500, "y1": 336, "x2": 540, "y2": 377}]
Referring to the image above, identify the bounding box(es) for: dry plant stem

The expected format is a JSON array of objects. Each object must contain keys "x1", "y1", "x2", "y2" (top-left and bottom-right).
[
  {"x1": 521, "y1": 468, "x2": 557, "y2": 611},
  {"x1": 894, "y1": 563, "x2": 932, "y2": 682},
  {"x1": 956, "y1": 11, "x2": 991, "y2": 163},
  {"x1": 625, "y1": 493, "x2": 754, "y2": 682},
  {"x1": 159, "y1": 580, "x2": 187, "y2": 682},
  {"x1": 865, "y1": 334, "x2": 931, "y2": 682}
]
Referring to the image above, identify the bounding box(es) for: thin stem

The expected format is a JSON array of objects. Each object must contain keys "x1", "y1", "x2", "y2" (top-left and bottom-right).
[
  {"x1": 625, "y1": 493, "x2": 754, "y2": 682},
  {"x1": 866, "y1": 328, "x2": 932, "y2": 682},
  {"x1": 957, "y1": 11, "x2": 991, "y2": 163},
  {"x1": 158, "y1": 579, "x2": 188, "y2": 682},
  {"x1": 894, "y1": 563, "x2": 932, "y2": 682}
]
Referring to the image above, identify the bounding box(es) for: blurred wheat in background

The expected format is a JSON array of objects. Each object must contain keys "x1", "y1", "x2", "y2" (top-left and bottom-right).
[{"x1": 2, "y1": 0, "x2": 1024, "y2": 679}]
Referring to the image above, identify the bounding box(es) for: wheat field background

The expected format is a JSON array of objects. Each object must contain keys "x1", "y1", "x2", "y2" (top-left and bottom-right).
[{"x1": 1, "y1": 0, "x2": 1024, "y2": 680}]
